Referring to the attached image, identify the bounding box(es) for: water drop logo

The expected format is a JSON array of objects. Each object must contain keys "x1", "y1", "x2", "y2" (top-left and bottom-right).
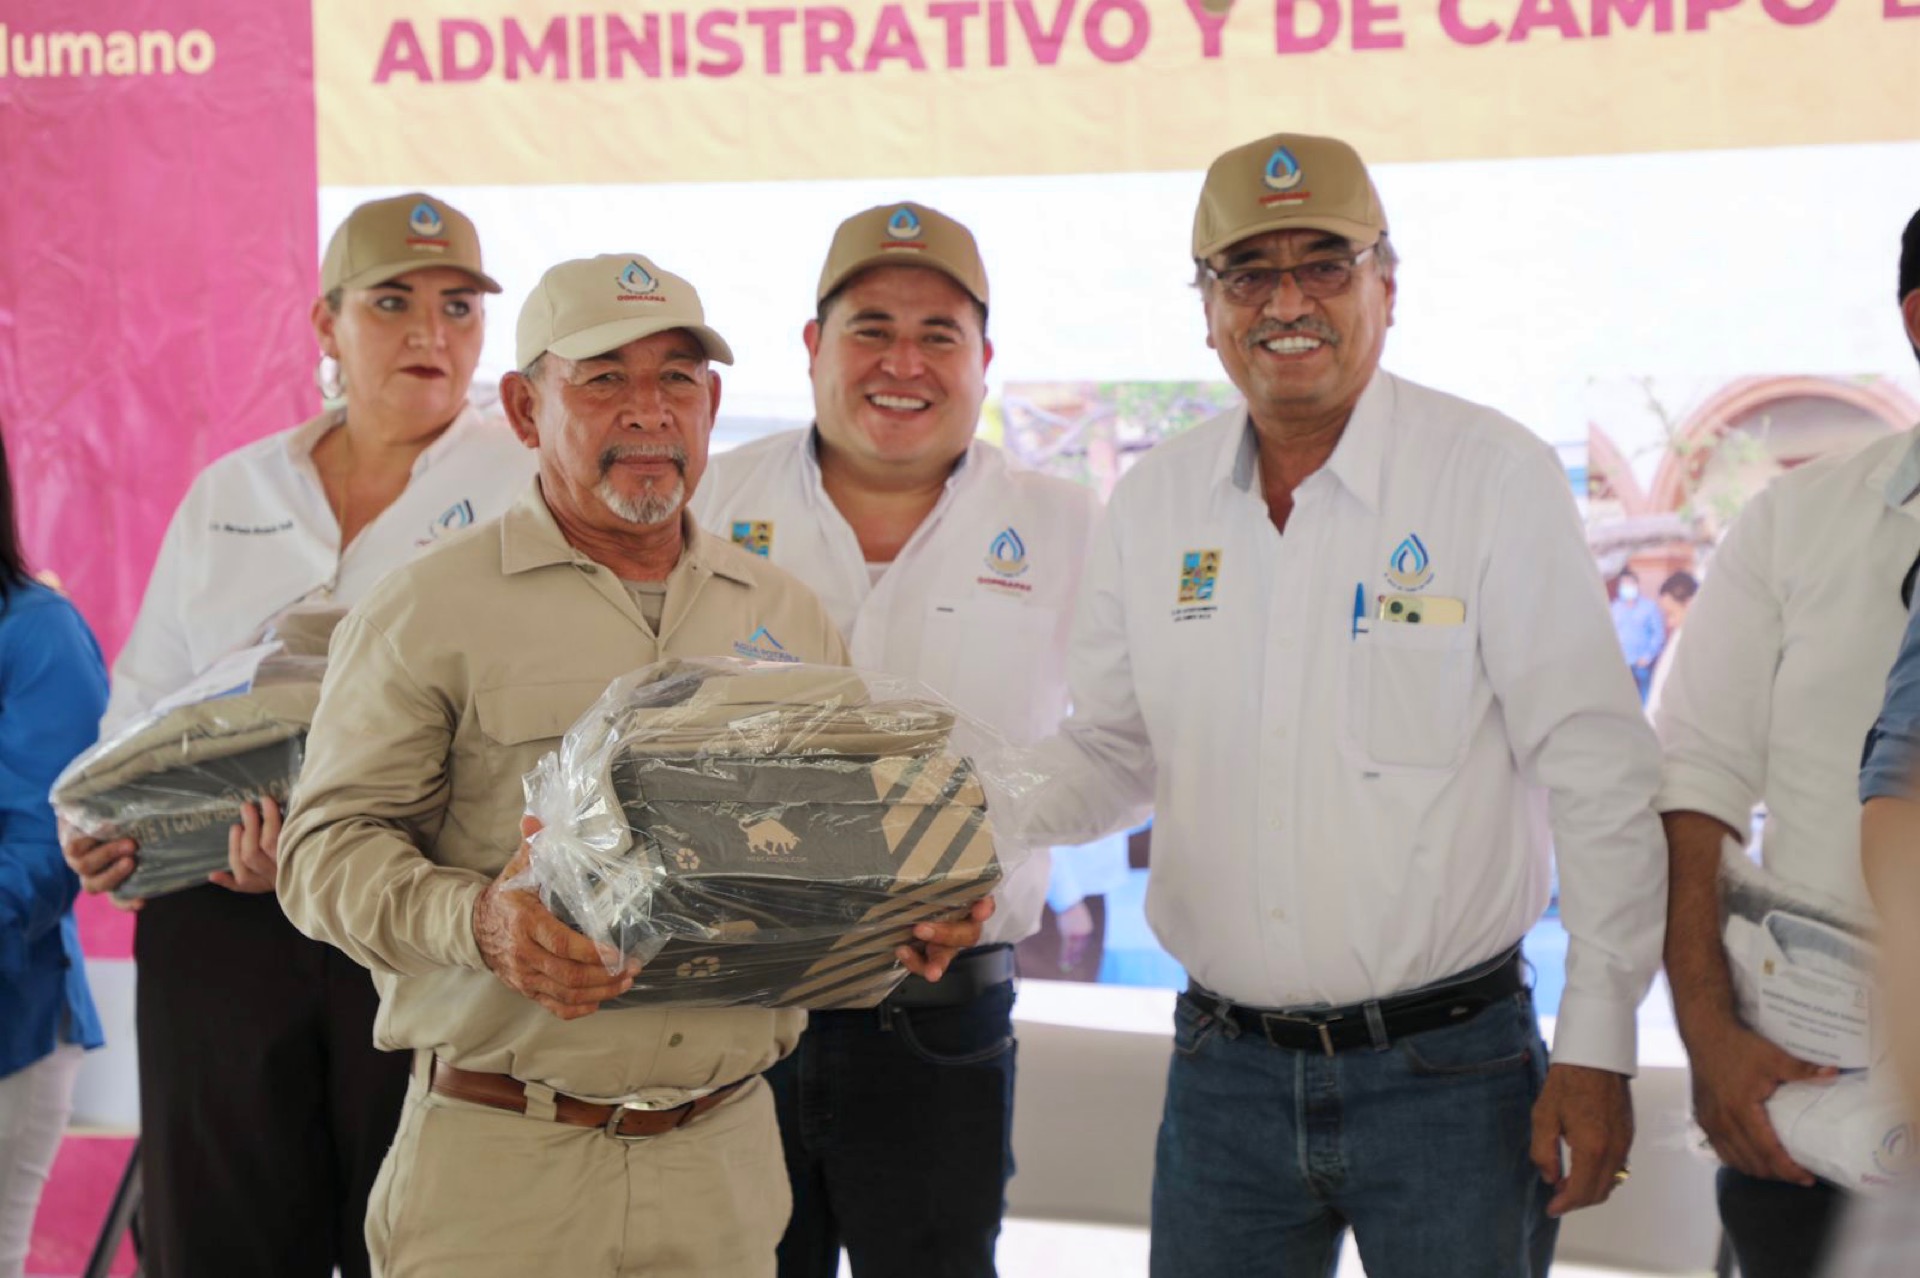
[
  {"x1": 1874, "y1": 1122, "x2": 1913, "y2": 1176},
  {"x1": 1386, "y1": 533, "x2": 1434, "y2": 591},
  {"x1": 985, "y1": 526, "x2": 1029, "y2": 577},
  {"x1": 430, "y1": 499, "x2": 475, "y2": 539},
  {"x1": 1262, "y1": 147, "x2": 1304, "y2": 192},
  {"x1": 407, "y1": 201, "x2": 445, "y2": 238},
  {"x1": 618, "y1": 260, "x2": 659, "y2": 296},
  {"x1": 886, "y1": 206, "x2": 923, "y2": 240}
]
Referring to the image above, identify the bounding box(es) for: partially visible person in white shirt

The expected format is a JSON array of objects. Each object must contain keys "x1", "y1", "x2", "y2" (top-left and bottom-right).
[
  {"x1": 692, "y1": 202, "x2": 1101, "y2": 1278},
  {"x1": 1024, "y1": 132, "x2": 1665, "y2": 1278},
  {"x1": 59, "y1": 192, "x2": 533, "y2": 1278},
  {"x1": 1657, "y1": 205, "x2": 1920, "y2": 1278}
]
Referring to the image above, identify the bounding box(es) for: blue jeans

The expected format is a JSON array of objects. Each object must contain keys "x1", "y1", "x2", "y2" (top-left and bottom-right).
[
  {"x1": 1150, "y1": 989, "x2": 1556, "y2": 1278},
  {"x1": 767, "y1": 980, "x2": 1017, "y2": 1278}
]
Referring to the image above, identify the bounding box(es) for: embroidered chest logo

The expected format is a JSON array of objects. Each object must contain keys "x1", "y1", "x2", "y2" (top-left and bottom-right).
[
  {"x1": 733, "y1": 625, "x2": 799, "y2": 663},
  {"x1": 431, "y1": 499, "x2": 475, "y2": 538},
  {"x1": 1172, "y1": 549, "x2": 1222, "y2": 623},
  {"x1": 730, "y1": 520, "x2": 773, "y2": 557},
  {"x1": 976, "y1": 525, "x2": 1036, "y2": 594},
  {"x1": 1385, "y1": 533, "x2": 1434, "y2": 591},
  {"x1": 1179, "y1": 550, "x2": 1221, "y2": 603}
]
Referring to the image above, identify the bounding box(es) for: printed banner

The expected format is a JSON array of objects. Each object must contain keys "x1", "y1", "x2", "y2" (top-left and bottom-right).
[
  {"x1": 318, "y1": 0, "x2": 1920, "y2": 184},
  {"x1": 0, "y1": 2, "x2": 320, "y2": 660}
]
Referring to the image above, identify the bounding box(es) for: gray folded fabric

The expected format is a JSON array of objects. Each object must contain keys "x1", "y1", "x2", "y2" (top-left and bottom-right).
[
  {"x1": 52, "y1": 611, "x2": 342, "y2": 900},
  {"x1": 531, "y1": 659, "x2": 1003, "y2": 1009}
]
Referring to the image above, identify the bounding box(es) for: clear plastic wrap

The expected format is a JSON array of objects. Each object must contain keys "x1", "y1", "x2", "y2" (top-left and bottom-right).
[
  {"x1": 1718, "y1": 838, "x2": 1911, "y2": 1189},
  {"x1": 50, "y1": 606, "x2": 344, "y2": 901},
  {"x1": 522, "y1": 656, "x2": 1043, "y2": 1009}
]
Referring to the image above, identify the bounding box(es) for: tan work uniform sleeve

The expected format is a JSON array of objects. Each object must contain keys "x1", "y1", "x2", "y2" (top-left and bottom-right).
[{"x1": 278, "y1": 611, "x2": 492, "y2": 977}]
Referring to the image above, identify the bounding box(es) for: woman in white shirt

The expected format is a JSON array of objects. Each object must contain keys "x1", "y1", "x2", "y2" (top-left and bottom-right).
[{"x1": 61, "y1": 193, "x2": 532, "y2": 1278}]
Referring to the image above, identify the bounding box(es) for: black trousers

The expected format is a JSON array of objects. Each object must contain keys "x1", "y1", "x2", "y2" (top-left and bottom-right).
[
  {"x1": 134, "y1": 887, "x2": 409, "y2": 1278},
  {"x1": 1717, "y1": 1166, "x2": 1844, "y2": 1278},
  {"x1": 767, "y1": 979, "x2": 1018, "y2": 1278}
]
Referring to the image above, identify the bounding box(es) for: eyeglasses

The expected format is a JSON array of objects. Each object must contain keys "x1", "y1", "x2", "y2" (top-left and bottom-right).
[{"x1": 1205, "y1": 246, "x2": 1377, "y2": 306}]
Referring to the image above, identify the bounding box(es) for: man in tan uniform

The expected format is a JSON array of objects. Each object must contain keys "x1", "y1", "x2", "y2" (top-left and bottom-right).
[{"x1": 277, "y1": 253, "x2": 988, "y2": 1278}]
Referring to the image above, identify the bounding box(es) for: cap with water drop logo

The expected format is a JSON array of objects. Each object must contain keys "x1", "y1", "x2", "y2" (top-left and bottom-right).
[
  {"x1": 515, "y1": 253, "x2": 734, "y2": 371},
  {"x1": 1192, "y1": 133, "x2": 1388, "y2": 262},
  {"x1": 320, "y1": 192, "x2": 502, "y2": 295},
  {"x1": 817, "y1": 202, "x2": 989, "y2": 308}
]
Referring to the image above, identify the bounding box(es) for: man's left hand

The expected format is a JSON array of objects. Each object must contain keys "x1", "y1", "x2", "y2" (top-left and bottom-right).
[
  {"x1": 1531, "y1": 1062, "x2": 1634, "y2": 1217},
  {"x1": 898, "y1": 897, "x2": 995, "y2": 982}
]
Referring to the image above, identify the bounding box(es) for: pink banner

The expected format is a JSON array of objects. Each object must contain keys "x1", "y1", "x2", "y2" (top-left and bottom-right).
[{"x1": 0, "y1": 0, "x2": 319, "y2": 662}]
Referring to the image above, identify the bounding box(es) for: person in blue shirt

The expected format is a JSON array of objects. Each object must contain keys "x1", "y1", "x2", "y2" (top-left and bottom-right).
[
  {"x1": 0, "y1": 422, "x2": 107, "y2": 1278},
  {"x1": 1611, "y1": 568, "x2": 1666, "y2": 703}
]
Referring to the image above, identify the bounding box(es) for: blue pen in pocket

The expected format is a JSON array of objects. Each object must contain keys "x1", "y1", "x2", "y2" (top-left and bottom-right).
[{"x1": 1351, "y1": 582, "x2": 1365, "y2": 639}]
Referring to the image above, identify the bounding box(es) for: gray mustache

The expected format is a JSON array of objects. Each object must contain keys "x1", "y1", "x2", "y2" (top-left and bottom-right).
[
  {"x1": 1246, "y1": 318, "x2": 1340, "y2": 348},
  {"x1": 599, "y1": 442, "x2": 688, "y2": 476}
]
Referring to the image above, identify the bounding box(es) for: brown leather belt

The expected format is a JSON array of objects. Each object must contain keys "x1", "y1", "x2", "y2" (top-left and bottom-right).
[{"x1": 429, "y1": 1057, "x2": 748, "y2": 1140}]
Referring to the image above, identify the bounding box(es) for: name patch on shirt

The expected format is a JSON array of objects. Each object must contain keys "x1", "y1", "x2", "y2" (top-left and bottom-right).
[
  {"x1": 733, "y1": 625, "x2": 799, "y2": 662},
  {"x1": 730, "y1": 520, "x2": 774, "y2": 557},
  {"x1": 209, "y1": 518, "x2": 294, "y2": 536},
  {"x1": 976, "y1": 525, "x2": 1034, "y2": 594},
  {"x1": 1172, "y1": 549, "x2": 1221, "y2": 622}
]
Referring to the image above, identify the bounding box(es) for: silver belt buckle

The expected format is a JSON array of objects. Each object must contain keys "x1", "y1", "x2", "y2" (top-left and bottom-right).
[
  {"x1": 1264, "y1": 1011, "x2": 1341, "y2": 1056},
  {"x1": 601, "y1": 1089, "x2": 694, "y2": 1141}
]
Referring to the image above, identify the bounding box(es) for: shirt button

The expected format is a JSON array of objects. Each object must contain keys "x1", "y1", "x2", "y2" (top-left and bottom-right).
[{"x1": 668, "y1": 1033, "x2": 684, "y2": 1047}]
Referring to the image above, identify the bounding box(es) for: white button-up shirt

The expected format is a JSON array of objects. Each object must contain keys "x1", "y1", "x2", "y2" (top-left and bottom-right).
[
  {"x1": 107, "y1": 403, "x2": 535, "y2": 730},
  {"x1": 1656, "y1": 428, "x2": 1920, "y2": 911},
  {"x1": 1031, "y1": 370, "x2": 1666, "y2": 1075},
  {"x1": 693, "y1": 429, "x2": 1100, "y2": 946}
]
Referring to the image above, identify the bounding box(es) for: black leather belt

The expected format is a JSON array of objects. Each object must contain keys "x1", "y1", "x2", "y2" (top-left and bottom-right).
[
  {"x1": 1183, "y1": 948, "x2": 1524, "y2": 1055},
  {"x1": 885, "y1": 944, "x2": 1016, "y2": 1009}
]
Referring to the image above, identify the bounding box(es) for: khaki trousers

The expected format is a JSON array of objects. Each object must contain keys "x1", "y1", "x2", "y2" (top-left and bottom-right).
[{"x1": 368, "y1": 1055, "x2": 789, "y2": 1278}]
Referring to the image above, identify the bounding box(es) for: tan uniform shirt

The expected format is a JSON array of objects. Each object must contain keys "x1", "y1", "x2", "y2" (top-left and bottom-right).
[{"x1": 278, "y1": 480, "x2": 850, "y2": 1100}]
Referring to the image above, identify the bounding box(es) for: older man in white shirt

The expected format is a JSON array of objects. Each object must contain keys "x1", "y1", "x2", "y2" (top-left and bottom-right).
[
  {"x1": 1026, "y1": 132, "x2": 1666, "y2": 1277},
  {"x1": 693, "y1": 203, "x2": 1100, "y2": 1278},
  {"x1": 1662, "y1": 206, "x2": 1920, "y2": 1278}
]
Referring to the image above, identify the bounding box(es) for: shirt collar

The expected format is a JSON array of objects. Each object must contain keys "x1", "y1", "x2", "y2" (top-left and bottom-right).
[
  {"x1": 499, "y1": 478, "x2": 752, "y2": 586},
  {"x1": 1875, "y1": 426, "x2": 1920, "y2": 510},
  {"x1": 1216, "y1": 369, "x2": 1393, "y2": 514}
]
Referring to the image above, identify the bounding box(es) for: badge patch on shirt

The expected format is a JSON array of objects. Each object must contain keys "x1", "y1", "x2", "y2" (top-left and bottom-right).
[
  {"x1": 1385, "y1": 533, "x2": 1435, "y2": 591},
  {"x1": 1179, "y1": 550, "x2": 1220, "y2": 603},
  {"x1": 1171, "y1": 550, "x2": 1222, "y2": 623},
  {"x1": 976, "y1": 525, "x2": 1036, "y2": 594},
  {"x1": 730, "y1": 520, "x2": 773, "y2": 557},
  {"x1": 733, "y1": 625, "x2": 798, "y2": 662}
]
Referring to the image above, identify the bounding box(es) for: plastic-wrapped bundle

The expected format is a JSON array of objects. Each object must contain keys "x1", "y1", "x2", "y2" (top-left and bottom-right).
[
  {"x1": 50, "y1": 608, "x2": 342, "y2": 901},
  {"x1": 1719, "y1": 838, "x2": 1911, "y2": 1190},
  {"x1": 524, "y1": 657, "x2": 1033, "y2": 1009}
]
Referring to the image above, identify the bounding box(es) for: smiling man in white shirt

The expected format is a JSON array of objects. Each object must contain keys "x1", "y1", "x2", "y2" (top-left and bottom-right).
[
  {"x1": 1025, "y1": 132, "x2": 1666, "y2": 1277},
  {"x1": 692, "y1": 202, "x2": 1099, "y2": 1278},
  {"x1": 1659, "y1": 207, "x2": 1920, "y2": 1278}
]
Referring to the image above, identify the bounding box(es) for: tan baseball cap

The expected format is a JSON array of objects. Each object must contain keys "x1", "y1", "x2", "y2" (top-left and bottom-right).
[
  {"x1": 515, "y1": 254, "x2": 734, "y2": 370},
  {"x1": 817, "y1": 202, "x2": 989, "y2": 308},
  {"x1": 320, "y1": 192, "x2": 502, "y2": 295},
  {"x1": 1192, "y1": 134, "x2": 1388, "y2": 261}
]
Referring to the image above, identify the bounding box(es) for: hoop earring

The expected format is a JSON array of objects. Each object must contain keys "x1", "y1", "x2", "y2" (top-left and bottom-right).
[{"x1": 315, "y1": 356, "x2": 347, "y2": 403}]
